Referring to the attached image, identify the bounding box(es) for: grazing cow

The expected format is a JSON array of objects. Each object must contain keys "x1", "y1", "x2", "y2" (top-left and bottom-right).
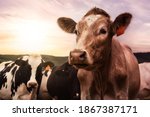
[
  {"x1": 137, "y1": 63, "x2": 150, "y2": 99},
  {"x1": 38, "y1": 61, "x2": 55, "y2": 100},
  {"x1": 57, "y1": 7, "x2": 140, "y2": 99},
  {"x1": 47, "y1": 62, "x2": 80, "y2": 100},
  {"x1": 0, "y1": 55, "x2": 44, "y2": 100}
]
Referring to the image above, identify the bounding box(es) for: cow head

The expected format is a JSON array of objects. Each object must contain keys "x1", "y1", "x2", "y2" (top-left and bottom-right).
[
  {"x1": 58, "y1": 7, "x2": 132, "y2": 70},
  {"x1": 15, "y1": 55, "x2": 44, "y2": 97}
]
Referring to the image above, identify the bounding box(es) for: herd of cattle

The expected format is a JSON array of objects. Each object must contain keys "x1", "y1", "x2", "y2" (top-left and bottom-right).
[
  {"x1": 0, "y1": 7, "x2": 150, "y2": 100},
  {"x1": 0, "y1": 55, "x2": 80, "y2": 100}
]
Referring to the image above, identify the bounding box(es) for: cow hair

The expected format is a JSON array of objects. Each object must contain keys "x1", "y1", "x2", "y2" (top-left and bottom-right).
[{"x1": 84, "y1": 7, "x2": 110, "y2": 18}]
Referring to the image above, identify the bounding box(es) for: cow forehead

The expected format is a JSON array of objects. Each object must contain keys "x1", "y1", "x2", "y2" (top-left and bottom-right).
[
  {"x1": 29, "y1": 55, "x2": 42, "y2": 67},
  {"x1": 82, "y1": 14, "x2": 107, "y2": 27},
  {"x1": 28, "y1": 55, "x2": 42, "y2": 65},
  {"x1": 19, "y1": 55, "x2": 42, "y2": 62},
  {"x1": 76, "y1": 30, "x2": 88, "y2": 49}
]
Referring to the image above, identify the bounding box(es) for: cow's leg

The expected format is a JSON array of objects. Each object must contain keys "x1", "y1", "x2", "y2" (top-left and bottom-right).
[
  {"x1": 79, "y1": 77, "x2": 91, "y2": 100},
  {"x1": 80, "y1": 87, "x2": 90, "y2": 100},
  {"x1": 77, "y1": 69, "x2": 93, "y2": 100},
  {"x1": 113, "y1": 75, "x2": 128, "y2": 100}
]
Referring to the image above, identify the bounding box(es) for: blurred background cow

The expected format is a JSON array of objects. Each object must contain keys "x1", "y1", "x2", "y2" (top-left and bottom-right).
[{"x1": 0, "y1": 55, "x2": 44, "y2": 100}]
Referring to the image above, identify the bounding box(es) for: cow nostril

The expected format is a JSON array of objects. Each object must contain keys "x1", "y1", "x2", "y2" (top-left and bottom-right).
[
  {"x1": 69, "y1": 50, "x2": 87, "y2": 62},
  {"x1": 79, "y1": 51, "x2": 86, "y2": 61},
  {"x1": 28, "y1": 82, "x2": 37, "y2": 88}
]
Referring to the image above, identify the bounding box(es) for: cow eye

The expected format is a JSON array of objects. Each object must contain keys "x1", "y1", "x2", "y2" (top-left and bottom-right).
[{"x1": 99, "y1": 28, "x2": 107, "y2": 35}]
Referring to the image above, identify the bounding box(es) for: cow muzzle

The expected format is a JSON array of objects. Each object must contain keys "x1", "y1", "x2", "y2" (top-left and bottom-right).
[
  {"x1": 69, "y1": 49, "x2": 88, "y2": 68},
  {"x1": 27, "y1": 81, "x2": 38, "y2": 88}
]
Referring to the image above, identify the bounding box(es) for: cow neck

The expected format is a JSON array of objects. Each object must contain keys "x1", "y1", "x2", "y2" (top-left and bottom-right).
[
  {"x1": 91, "y1": 71, "x2": 104, "y2": 99},
  {"x1": 91, "y1": 51, "x2": 111, "y2": 100}
]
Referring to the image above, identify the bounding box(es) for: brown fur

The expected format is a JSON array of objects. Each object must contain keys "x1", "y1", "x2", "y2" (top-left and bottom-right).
[
  {"x1": 84, "y1": 7, "x2": 110, "y2": 18},
  {"x1": 57, "y1": 7, "x2": 140, "y2": 100}
]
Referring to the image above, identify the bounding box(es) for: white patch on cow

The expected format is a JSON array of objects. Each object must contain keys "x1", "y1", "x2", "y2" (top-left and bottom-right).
[
  {"x1": 84, "y1": 14, "x2": 102, "y2": 27},
  {"x1": 38, "y1": 69, "x2": 52, "y2": 99},
  {"x1": 0, "y1": 72, "x2": 13, "y2": 99},
  {"x1": 40, "y1": 70, "x2": 51, "y2": 92},
  {"x1": 0, "y1": 61, "x2": 12, "y2": 71},
  {"x1": 76, "y1": 30, "x2": 94, "y2": 65},
  {"x1": 76, "y1": 31, "x2": 88, "y2": 50},
  {"x1": 0, "y1": 63, "x2": 19, "y2": 99},
  {"x1": 20, "y1": 55, "x2": 29, "y2": 61},
  {"x1": 13, "y1": 83, "x2": 37, "y2": 100},
  {"x1": 13, "y1": 83, "x2": 29, "y2": 99},
  {"x1": 0, "y1": 61, "x2": 14, "y2": 72},
  {"x1": 27, "y1": 55, "x2": 42, "y2": 87},
  {"x1": 12, "y1": 65, "x2": 20, "y2": 95}
]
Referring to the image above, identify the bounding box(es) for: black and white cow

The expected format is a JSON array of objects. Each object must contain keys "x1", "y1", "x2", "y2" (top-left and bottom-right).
[
  {"x1": 45, "y1": 62, "x2": 80, "y2": 100},
  {"x1": 0, "y1": 55, "x2": 44, "y2": 100}
]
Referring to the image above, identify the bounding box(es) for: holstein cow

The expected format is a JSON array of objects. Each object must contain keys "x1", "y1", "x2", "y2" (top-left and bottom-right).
[
  {"x1": 0, "y1": 55, "x2": 44, "y2": 100},
  {"x1": 46, "y1": 62, "x2": 80, "y2": 100},
  {"x1": 57, "y1": 7, "x2": 140, "y2": 99},
  {"x1": 38, "y1": 61, "x2": 55, "y2": 100}
]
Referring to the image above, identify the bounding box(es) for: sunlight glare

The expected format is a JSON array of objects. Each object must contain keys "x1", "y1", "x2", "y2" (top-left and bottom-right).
[{"x1": 14, "y1": 20, "x2": 50, "y2": 54}]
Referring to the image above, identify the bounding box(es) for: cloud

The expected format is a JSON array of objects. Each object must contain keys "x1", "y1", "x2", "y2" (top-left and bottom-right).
[
  {"x1": 144, "y1": 23, "x2": 150, "y2": 27},
  {"x1": 0, "y1": 0, "x2": 149, "y2": 55}
]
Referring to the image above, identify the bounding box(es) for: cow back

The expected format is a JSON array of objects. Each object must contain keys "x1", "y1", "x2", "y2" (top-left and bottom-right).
[{"x1": 47, "y1": 62, "x2": 80, "y2": 100}]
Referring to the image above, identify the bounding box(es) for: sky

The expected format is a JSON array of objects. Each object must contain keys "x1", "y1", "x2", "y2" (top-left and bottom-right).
[{"x1": 0, "y1": 0, "x2": 149, "y2": 56}]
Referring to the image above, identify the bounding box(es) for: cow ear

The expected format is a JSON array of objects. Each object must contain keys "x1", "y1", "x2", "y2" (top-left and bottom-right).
[
  {"x1": 42, "y1": 61, "x2": 55, "y2": 71},
  {"x1": 113, "y1": 13, "x2": 132, "y2": 36},
  {"x1": 57, "y1": 17, "x2": 76, "y2": 33}
]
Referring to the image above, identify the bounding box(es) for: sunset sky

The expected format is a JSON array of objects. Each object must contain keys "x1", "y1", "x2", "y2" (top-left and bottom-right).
[{"x1": 0, "y1": 0, "x2": 149, "y2": 56}]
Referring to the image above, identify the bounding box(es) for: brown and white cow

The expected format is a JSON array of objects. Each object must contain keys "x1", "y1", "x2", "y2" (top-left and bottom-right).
[{"x1": 57, "y1": 7, "x2": 140, "y2": 99}]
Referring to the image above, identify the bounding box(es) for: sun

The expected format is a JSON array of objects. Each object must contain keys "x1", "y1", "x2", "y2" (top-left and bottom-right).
[{"x1": 14, "y1": 20, "x2": 50, "y2": 54}]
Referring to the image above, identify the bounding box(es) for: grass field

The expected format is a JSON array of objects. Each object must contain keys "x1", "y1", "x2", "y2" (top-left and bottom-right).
[{"x1": 0, "y1": 54, "x2": 68, "y2": 66}]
